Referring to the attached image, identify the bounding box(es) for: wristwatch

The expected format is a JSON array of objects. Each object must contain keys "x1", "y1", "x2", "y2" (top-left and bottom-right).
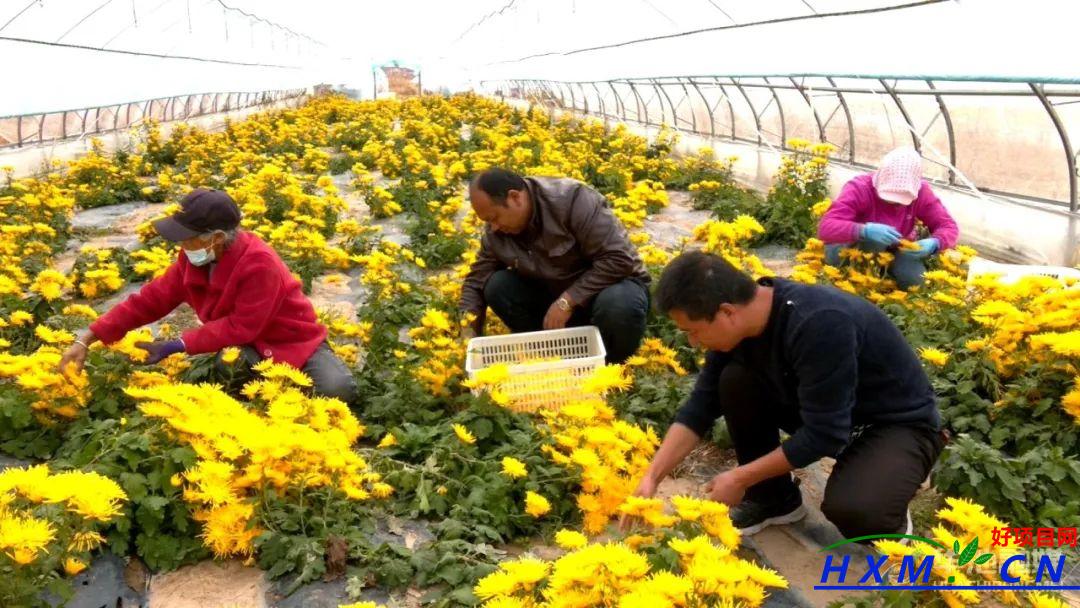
[{"x1": 556, "y1": 297, "x2": 572, "y2": 312}]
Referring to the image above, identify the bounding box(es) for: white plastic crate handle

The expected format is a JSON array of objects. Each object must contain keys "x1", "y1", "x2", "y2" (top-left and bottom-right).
[{"x1": 465, "y1": 326, "x2": 606, "y2": 373}]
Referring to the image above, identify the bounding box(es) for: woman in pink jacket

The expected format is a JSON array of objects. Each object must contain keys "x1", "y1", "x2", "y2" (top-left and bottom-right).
[{"x1": 818, "y1": 147, "x2": 959, "y2": 289}]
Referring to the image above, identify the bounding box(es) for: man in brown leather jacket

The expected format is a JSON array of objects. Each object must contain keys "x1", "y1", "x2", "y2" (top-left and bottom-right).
[{"x1": 459, "y1": 168, "x2": 650, "y2": 363}]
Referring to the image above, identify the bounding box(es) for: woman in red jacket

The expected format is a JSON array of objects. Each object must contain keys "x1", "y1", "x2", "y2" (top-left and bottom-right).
[{"x1": 59, "y1": 188, "x2": 356, "y2": 403}]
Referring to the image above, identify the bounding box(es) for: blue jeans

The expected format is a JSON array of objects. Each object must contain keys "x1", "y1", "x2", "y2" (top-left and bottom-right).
[
  {"x1": 483, "y1": 269, "x2": 649, "y2": 363},
  {"x1": 824, "y1": 240, "x2": 928, "y2": 289}
]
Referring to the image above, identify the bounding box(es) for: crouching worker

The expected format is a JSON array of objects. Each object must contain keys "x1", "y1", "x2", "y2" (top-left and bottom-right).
[
  {"x1": 818, "y1": 147, "x2": 959, "y2": 289},
  {"x1": 58, "y1": 188, "x2": 356, "y2": 403},
  {"x1": 630, "y1": 251, "x2": 945, "y2": 539},
  {"x1": 459, "y1": 168, "x2": 651, "y2": 363}
]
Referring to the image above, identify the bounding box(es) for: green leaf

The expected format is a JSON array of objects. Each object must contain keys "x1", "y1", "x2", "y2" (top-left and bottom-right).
[
  {"x1": 472, "y1": 417, "x2": 494, "y2": 440},
  {"x1": 437, "y1": 562, "x2": 467, "y2": 586},
  {"x1": 434, "y1": 518, "x2": 467, "y2": 540},
  {"x1": 448, "y1": 586, "x2": 478, "y2": 604},
  {"x1": 417, "y1": 478, "x2": 431, "y2": 513},
  {"x1": 1042, "y1": 461, "x2": 1068, "y2": 483},
  {"x1": 268, "y1": 557, "x2": 300, "y2": 578},
  {"x1": 974, "y1": 553, "x2": 993, "y2": 565},
  {"x1": 1033, "y1": 398, "x2": 1056, "y2": 417},
  {"x1": 953, "y1": 540, "x2": 961, "y2": 554},
  {"x1": 988, "y1": 427, "x2": 1011, "y2": 448},
  {"x1": 964, "y1": 469, "x2": 985, "y2": 486},
  {"x1": 374, "y1": 556, "x2": 413, "y2": 588},
  {"x1": 958, "y1": 537, "x2": 979, "y2": 565},
  {"x1": 997, "y1": 471, "x2": 1027, "y2": 502},
  {"x1": 120, "y1": 472, "x2": 149, "y2": 501},
  {"x1": 141, "y1": 495, "x2": 171, "y2": 512}
]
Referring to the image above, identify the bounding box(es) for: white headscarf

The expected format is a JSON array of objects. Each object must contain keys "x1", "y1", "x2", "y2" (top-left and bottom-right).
[{"x1": 872, "y1": 147, "x2": 924, "y2": 205}]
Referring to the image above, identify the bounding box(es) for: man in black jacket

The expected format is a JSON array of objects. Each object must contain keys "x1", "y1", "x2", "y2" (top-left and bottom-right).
[{"x1": 632, "y1": 250, "x2": 944, "y2": 537}]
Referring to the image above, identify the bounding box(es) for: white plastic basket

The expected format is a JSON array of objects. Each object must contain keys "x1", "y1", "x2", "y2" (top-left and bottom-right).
[
  {"x1": 966, "y1": 257, "x2": 1080, "y2": 285},
  {"x1": 465, "y1": 326, "x2": 606, "y2": 412}
]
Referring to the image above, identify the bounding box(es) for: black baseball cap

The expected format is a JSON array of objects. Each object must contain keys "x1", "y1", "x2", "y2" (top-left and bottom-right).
[{"x1": 152, "y1": 188, "x2": 242, "y2": 242}]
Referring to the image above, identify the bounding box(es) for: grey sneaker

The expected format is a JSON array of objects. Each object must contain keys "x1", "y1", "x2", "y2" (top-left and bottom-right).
[{"x1": 731, "y1": 491, "x2": 807, "y2": 535}]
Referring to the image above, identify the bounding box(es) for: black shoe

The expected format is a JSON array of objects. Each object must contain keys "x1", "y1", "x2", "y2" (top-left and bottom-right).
[{"x1": 731, "y1": 491, "x2": 806, "y2": 535}]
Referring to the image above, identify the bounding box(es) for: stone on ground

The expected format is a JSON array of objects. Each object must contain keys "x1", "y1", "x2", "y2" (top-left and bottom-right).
[
  {"x1": 148, "y1": 560, "x2": 267, "y2": 608},
  {"x1": 646, "y1": 191, "x2": 710, "y2": 249},
  {"x1": 70, "y1": 201, "x2": 166, "y2": 233}
]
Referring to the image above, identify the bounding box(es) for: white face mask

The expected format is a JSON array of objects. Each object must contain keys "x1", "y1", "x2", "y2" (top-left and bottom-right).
[
  {"x1": 183, "y1": 245, "x2": 215, "y2": 266},
  {"x1": 183, "y1": 234, "x2": 219, "y2": 266}
]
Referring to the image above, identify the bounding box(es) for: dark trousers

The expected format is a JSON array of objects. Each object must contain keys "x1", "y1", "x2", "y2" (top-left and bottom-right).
[
  {"x1": 483, "y1": 269, "x2": 649, "y2": 363},
  {"x1": 719, "y1": 363, "x2": 944, "y2": 538},
  {"x1": 215, "y1": 341, "x2": 357, "y2": 404}
]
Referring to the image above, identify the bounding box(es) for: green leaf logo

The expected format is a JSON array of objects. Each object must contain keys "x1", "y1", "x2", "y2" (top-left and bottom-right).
[
  {"x1": 957, "y1": 538, "x2": 979, "y2": 566},
  {"x1": 974, "y1": 553, "x2": 994, "y2": 565}
]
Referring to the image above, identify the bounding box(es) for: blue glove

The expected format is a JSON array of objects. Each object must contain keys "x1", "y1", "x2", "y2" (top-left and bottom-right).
[
  {"x1": 860, "y1": 223, "x2": 902, "y2": 248},
  {"x1": 135, "y1": 339, "x2": 186, "y2": 364},
  {"x1": 901, "y1": 238, "x2": 940, "y2": 260}
]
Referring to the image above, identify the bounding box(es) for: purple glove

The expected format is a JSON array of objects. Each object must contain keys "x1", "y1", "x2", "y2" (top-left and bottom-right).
[{"x1": 135, "y1": 339, "x2": 186, "y2": 364}]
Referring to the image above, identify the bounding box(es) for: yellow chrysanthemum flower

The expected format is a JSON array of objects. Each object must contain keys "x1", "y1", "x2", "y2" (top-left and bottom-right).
[
  {"x1": 919, "y1": 347, "x2": 950, "y2": 367},
  {"x1": 34, "y1": 325, "x2": 75, "y2": 345},
  {"x1": 554, "y1": 528, "x2": 589, "y2": 550},
  {"x1": 220, "y1": 347, "x2": 241, "y2": 365},
  {"x1": 500, "y1": 457, "x2": 528, "y2": 479},
  {"x1": 252, "y1": 359, "x2": 313, "y2": 387},
  {"x1": 524, "y1": 491, "x2": 551, "y2": 517},
  {"x1": 452, "y1": 423, "x2": 476, "y2": 445},
  {"x1": 64, "y1": 557, "x2": 88, "y2": 576}
]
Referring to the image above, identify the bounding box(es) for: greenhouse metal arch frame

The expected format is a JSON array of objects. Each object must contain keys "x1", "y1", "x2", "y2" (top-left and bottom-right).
[
  {"x1": 0, "y1": 88, "x2": 308, "y2": 150},
  {"x1": 486, "y1": 75, "x2": 1080, "y2": 214}
]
